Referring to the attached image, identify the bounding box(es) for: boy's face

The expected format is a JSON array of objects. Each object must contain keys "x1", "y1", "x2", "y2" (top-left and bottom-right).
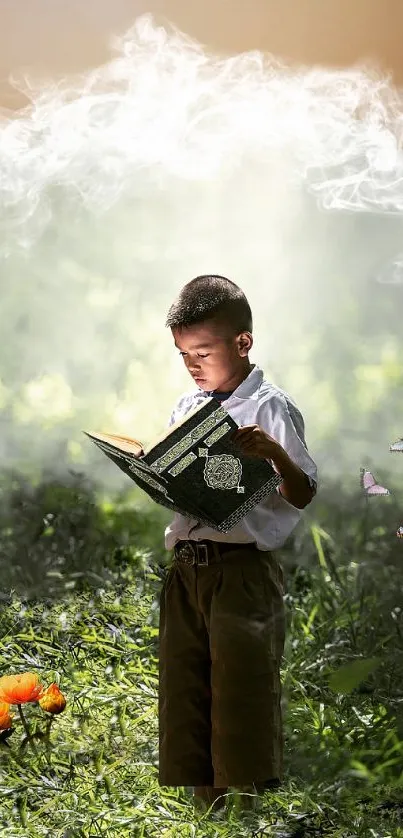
[{"x1": 172, "y1": 320, "x2": 253, "y2": 393}]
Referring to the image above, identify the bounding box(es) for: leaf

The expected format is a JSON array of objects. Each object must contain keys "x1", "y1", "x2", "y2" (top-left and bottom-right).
[
  {"x1": 311, "y1": 524, "x2": 330, "y2": 569},
  {"x1": 328, "y1": 657, "x2": 381, "y2": 694}
]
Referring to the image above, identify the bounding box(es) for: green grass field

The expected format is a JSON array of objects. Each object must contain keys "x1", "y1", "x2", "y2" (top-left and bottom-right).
[{"x1": 0, "y1": 470, "x2": 402, "y2": 837}]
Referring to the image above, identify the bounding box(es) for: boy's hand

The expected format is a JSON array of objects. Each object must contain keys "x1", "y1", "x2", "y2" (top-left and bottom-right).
[{"x1": 230, "y1": 425, "x2": 280, "y2": 459}]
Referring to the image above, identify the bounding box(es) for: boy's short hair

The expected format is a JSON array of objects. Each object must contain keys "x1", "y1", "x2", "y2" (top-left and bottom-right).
[{"x1": 165, "y1": 274, "x2": 253, "y2": 338}]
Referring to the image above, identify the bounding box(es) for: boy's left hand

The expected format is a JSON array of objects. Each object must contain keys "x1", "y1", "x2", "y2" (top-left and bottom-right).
[{"x1": 230, "y1": 425, "x2": 280, "y2": 459}]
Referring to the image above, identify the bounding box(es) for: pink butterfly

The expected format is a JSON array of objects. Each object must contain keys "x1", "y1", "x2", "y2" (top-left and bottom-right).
[
  {"x1": 390, "y1": 438, "x2": 403, "y2": 452},
  {"x1": 360, "y1": 468, "x2": 390, "y2": 496},
  {"x1": 397, "y1": 526, "x2": 403, "y2": 539}
]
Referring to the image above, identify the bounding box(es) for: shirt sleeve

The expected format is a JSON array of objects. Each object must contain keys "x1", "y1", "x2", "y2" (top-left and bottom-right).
[
  {"x1": 167, "y1": 392, "x2": 191, "y2": 428},
  {"x1": 258, "y1": 393, "x2": 318, "y2": 492}
]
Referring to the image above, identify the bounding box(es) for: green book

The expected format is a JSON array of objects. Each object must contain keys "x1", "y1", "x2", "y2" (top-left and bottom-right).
[{"x1": 84, "y1": 397, "x2": 281, "y2": 533}]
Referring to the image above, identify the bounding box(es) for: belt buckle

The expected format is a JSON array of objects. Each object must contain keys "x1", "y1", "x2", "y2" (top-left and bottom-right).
[
  {"x1": 196, "y1": 543, "x2": 209, "y2": 566},
  {"x1": 177, "y1": 542, "x2": 196, "y2": 565}
]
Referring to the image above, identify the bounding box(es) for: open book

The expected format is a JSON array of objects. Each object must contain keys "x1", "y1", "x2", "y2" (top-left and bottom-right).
[{"x1": 84, "y1": 397, "x2": 282, "y2": 532}]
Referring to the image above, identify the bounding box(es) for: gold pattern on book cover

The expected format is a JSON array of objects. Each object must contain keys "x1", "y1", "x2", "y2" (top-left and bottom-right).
[
  {"x1": 150, "y1": 405, "x2": 228, "y2": 474},
  {"x1": 204, "y1": 421, "x2": 231, "y2": 447},
  {"x1": 199, "y1": 448, "x2": 245, "y2": 493},
  {"x1": 168, "y1": 451, "x2": 197, "y2": 477},
  {"x1": 166, "y1": 421, "x2": 231, "y2": 478}
]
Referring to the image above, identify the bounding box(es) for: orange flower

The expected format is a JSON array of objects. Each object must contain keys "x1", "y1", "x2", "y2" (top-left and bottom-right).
[
  {"x1": 0, "y1": 672, "x2": 44, "y2": 705},
  {"x1": 38, "y1": 683, "x2": 66, "y2": 715},
  {"x1": 0, "y1": 701, "x2": 13, "y2": 730}
]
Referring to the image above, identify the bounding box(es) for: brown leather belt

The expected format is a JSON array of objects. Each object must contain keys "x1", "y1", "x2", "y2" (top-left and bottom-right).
[{"x1": 173, "y1": 538, "x2": 258, "y2": 566}]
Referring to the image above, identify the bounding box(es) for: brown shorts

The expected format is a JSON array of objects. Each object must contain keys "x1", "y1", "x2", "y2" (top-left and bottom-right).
[{"x1": 158, "y1": 540, "x2": 286, "y2": 788}]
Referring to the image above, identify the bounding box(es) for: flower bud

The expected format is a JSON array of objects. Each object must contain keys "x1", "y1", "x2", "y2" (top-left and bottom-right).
[{"x1": 38, "y1": 683, "x2": 67, "y2": 714}]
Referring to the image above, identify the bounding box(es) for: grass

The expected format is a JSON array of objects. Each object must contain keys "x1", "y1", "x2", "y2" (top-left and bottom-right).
[{"x1": 0, "y1": 469, "x2": 402, "y2": 836}]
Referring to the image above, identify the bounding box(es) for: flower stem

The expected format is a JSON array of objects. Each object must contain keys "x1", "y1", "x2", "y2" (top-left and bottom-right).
[
  {"x1": 17, "y1": 705, "x2": 39, "y2": 758},
  {"x1": 43, "y1": 716, "x2": 54, "y2": 765}
]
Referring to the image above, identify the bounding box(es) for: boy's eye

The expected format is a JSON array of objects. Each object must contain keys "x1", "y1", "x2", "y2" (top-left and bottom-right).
[{"x1": 179, "y1": 352, "x2": 209, "y2": 358}]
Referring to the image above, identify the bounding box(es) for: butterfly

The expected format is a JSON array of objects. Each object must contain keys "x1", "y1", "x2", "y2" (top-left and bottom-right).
[
  {"x1": 360, "y1": 468, "x2": 390, "y2": 496},
  {"x1": 397, "y1": 526, "x2": 403, "y2": 539},
  {"x1": 390, "y1": 438, "x2": 403, "y2": 452}
]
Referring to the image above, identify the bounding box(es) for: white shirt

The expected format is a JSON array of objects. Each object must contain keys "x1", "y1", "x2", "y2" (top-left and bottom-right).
[{"x1": 164, "y1": 363, "x2": 318, "y2": 551}]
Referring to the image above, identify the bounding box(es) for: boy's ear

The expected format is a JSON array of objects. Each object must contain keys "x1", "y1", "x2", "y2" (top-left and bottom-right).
[{"x1": 238, "y1": 332, "x2": 253, "y2": 354}]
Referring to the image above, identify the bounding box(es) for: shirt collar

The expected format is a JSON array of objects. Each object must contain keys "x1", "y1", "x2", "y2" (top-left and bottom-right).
[
  {"x1": 206, "y1": 363, "x2": 263, "y2": 401},
  {"x1": 227, "y1": 363, "x2": 263, "y2": 400}
]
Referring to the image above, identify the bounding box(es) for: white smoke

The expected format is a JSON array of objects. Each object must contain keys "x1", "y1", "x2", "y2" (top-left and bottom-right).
[
  {"x1": 0, "y1": 14, "x2": 403, "y2": 485},
  {"x1": 2, "y1": 18, "x2": 403, "y2": 226}
]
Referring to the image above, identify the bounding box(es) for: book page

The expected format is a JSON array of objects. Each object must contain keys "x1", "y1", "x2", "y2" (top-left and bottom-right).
[{"x1": 87, "y1": 432, "x2": 143, "y2": 456}]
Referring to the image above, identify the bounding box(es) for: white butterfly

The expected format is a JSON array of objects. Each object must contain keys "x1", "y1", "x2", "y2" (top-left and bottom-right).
[{"x1": 360, "y1": 468, "x2": 390, "y2": 496}]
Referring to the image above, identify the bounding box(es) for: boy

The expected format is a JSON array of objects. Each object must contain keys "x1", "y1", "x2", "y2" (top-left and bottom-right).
[{"x1": 159, "y1": 274, "x2": 317, "y2": 816}]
